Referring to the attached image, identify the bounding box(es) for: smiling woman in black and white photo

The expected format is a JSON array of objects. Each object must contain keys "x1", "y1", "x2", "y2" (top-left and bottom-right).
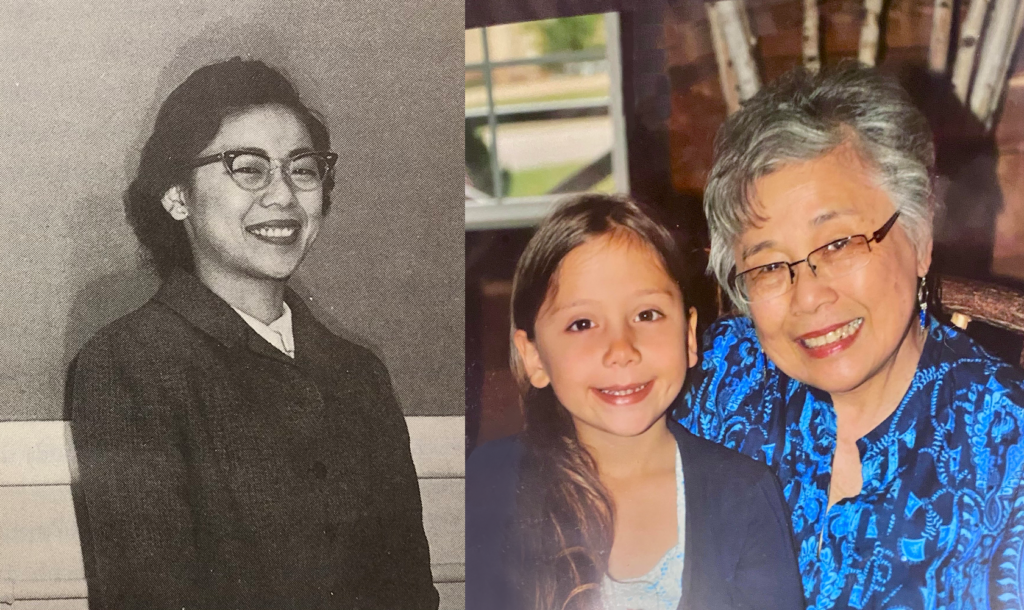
[{"x1": 69, "y1": 57, "x2": 438, "y2": 610}]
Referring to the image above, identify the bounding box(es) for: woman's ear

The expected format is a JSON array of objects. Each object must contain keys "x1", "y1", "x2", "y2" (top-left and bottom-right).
[
  {"x1": 916, "y1": 236, "x2": 933, "y2": 278},
  {"x1": 161, "y1": 186, "x2": 189, "y2": 221},
  {"x1": 513, "y1": 329, "x2": 550, "y2": 389},
  {"x1": 686, "y1": 306, "x2": 699, "y2": 369}
]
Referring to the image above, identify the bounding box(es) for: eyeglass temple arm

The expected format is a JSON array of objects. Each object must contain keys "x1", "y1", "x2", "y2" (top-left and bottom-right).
[{"x1": 871, "y1": 211, "x2": 901, "y2": 243}]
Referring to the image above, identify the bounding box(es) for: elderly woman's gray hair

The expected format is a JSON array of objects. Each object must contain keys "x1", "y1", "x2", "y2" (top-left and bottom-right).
[{"x1": 704, "y1": 63, "x2": 936, "y2": 312}]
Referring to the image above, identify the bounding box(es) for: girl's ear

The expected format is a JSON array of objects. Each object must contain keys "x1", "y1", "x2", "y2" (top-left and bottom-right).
[
  {"x1": 685, "y1": 306, "x2": 699, "y2": 369},
  {"x1": 513, "y1": 329, "x2": 551, "y2": 389},
  {"x1": 161, "y1": 186, "x2": 190, "y2": 221}
]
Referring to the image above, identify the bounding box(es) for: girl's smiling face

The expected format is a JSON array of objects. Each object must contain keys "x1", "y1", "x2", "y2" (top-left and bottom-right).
[{"x1": 515, "y1": 230, "x2": 698, "y2": 443}]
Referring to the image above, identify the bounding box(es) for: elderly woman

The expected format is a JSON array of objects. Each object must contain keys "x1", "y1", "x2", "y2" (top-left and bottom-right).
[
  {"x1": 69, "y1": 58, "x2": 437, "y2": 609},
  {"x1": 679, "y1": 64, "x2": 1024, "y2": 609}
]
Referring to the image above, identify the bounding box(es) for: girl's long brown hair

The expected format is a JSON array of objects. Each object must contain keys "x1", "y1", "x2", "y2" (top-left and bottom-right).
[{"x1": 509, "y1": 194, "x2": 691, "y2": 610}]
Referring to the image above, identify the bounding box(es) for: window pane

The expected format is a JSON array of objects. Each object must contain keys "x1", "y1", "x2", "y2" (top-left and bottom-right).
[
  {"x1": 466, "y1": 122, "x2": 506, "y2": 198},
  {"x1": 489, "y1": 60, "x2": 609, "y2": 108},
  {"x1": 465, "y1": 28, "x2": 484, "y2": 65},
  {"x1": 465, "y1": 14, "x2": 622, "y2": 205},
  {"x1": 494, "y1": 116, "x2": 614, "y2": 197},
  {"x1": 466, "y1": 69, "x2": 486, "y2": 112},
  {"x1": 486, "y1": 15, "x2": 606, "y2": 62}
]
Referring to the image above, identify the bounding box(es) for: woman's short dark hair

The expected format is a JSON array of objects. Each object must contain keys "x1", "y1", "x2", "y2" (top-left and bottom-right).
[{"x1": 125, "y1": 58, "x2": 333, "y2": 278}]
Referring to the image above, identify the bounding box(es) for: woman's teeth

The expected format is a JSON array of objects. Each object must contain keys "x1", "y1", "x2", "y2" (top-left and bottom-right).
[
  {"x1": 249, "y1": 227, "x2": 296, "y2": 238},
  {"x1": 802, "y1": 318, "x2": 863, "y2": 348},
  {"x1": 599, "y1": 382, "x2": 649, "y2": 396}
]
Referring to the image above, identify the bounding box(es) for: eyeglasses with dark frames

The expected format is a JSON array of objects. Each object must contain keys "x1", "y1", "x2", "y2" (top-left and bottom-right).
[
  {"x1": 184, "y1": 149, "x2": 338, "y2": 192},
  {"x1": 729, "y1": 211, "x2": 901, "y2": 303}
]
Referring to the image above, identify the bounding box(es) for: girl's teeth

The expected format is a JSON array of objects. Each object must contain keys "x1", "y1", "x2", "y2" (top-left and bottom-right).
[
  {"x1": 802, "y1": 318, "x2": 863, "y2": 348},
  {"x1": 601, "y1": 382, "x2": 648, "y2": 396}
]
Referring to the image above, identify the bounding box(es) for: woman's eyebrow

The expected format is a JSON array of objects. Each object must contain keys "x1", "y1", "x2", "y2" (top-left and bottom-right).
[
  {"x1": 811, "y1": 208, "x2": 863, "y2": 226},
  {"x1": 217, "y1": 146, "x2": 317, "y2": 157},
  {"x1": 741, "y1": 209, "x2": 858, "y2": 260},
  {"x1": 741, "y1": 240, "x2": 774, "y2": 261},
  {"x1": 812, "y1": 210, "x2": 841, "y2": 226}
]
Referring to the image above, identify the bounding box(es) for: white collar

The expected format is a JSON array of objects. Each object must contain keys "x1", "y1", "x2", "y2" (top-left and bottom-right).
[{"x1": 232, "y1": 302, "x2": 295, "y2": 358}]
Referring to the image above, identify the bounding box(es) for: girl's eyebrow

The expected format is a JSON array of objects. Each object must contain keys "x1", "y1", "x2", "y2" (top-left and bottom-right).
[
  {"x1": 548, "y1": 289, "x2": 675, "y2": 315},
  {"x1": 632, "y1": 288, "x2": 675, "y2": 298},
  {"x1": 547, "y1": 298, "x2": 596, "y2": 316}
]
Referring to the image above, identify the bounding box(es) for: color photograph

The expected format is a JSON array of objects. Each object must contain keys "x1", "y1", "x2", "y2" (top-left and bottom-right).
[{"x1": 466, "y1": 2, "x2": 1024, "y2": 609}]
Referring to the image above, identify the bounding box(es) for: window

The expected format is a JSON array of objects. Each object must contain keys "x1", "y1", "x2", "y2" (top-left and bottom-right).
[{"x1": 465, "y1": 13, "x2": 630, "y2": 230}]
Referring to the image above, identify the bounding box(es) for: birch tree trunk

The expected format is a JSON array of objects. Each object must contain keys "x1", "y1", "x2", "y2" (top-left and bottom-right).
[
  {"x1": 803, "y1": 0, "x2": 821, "y2": 72},
  {"x1": 707, "y1": 2, "x2": 741, "y2": 114},
  {"x1": 859, "y1": 0, "x2": 885, "y2": 66},
  {"x1": 984, "y1": 0, "x2": 1024, "y2": 123},
  {"x1": 969, "y1": 0, "x2": 1021, "y2": 122},
  {"x1": 716, "y1": 0, "x2": 761, "y2": 101},
  {"x1": 928, "y1": 0, "x2": 953, "y2": 73},
  {"x1": 737, "y1": 0, "x2": 757, "y2": 48},
  {"x1": 951, "y1": 0, "x2": 992, "y2": 102}
]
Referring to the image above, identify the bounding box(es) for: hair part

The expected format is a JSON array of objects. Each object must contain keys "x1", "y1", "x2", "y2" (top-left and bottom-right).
[
  {"x1": 508, "y1": 193, "x2": 690, "y2": 610},
  {"x1": 704, "y1": 63, "x2": 936, "y2": 312},
  {"x1": 125, "y1": 57, "x2": 334, "y2": 278}
]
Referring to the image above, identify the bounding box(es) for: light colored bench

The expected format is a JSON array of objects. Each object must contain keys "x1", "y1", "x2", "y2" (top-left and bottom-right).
[
  {"x1": 406, "y1": 416, "x2": 466, "y2": 610},
  {"x1": 0, "y1": 417, "x2": 464, "y2": 610}
]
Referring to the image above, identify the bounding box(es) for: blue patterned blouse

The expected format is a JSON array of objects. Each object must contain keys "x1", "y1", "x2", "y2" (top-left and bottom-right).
[{"x1": 677, "y1": 315, "x2": 1024, "y2": 610}]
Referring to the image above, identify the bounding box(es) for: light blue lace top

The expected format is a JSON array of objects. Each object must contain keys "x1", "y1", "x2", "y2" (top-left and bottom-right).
[{"x1": 601, "y1": 446, "x2": 685, "y2": 610}]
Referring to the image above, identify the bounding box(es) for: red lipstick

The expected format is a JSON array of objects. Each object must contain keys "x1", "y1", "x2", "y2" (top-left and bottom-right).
[{"x1": 796, "y1": 318, "x2": 863, "y2": 359}]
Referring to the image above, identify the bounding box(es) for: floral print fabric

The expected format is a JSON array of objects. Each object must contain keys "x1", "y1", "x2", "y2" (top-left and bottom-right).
[{"x1": 678, "y1": 316, "x2": 1024, "y2": 610}]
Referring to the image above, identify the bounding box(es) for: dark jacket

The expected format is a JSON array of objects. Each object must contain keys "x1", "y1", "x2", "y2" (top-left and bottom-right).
[
  {"x1": 69, "y1": 269, "x2": 438, "y2": 610},
  {"x1": 466, "y1": 419, "x2": 805, "y2": 610}
]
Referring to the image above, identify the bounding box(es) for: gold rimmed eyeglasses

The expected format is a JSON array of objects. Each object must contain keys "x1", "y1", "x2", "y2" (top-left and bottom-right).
[{"x1": 729, "y1": 211, "x2": 901, "y2": 303}]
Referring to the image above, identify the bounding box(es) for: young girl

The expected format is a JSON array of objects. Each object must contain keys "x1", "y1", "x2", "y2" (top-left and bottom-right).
[{"x1": 466, "y1": 194, "x2": 803, "y2": 610}]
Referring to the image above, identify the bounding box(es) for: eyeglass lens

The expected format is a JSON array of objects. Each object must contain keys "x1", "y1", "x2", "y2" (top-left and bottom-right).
[
  {"x1": 227, "y1": 153, "x2": 328, "y2": 192},
  {"x1": 739, "y1": 235, "x2": 873, "y2": 301}
]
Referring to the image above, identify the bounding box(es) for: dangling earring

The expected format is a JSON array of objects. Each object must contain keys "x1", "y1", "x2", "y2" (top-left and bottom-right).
[{"x1": 917, "y1": 276, "x2": 928, "y2": 330}]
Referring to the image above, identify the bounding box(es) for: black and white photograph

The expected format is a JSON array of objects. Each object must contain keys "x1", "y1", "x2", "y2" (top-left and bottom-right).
[{"x1": 0, "y1": 1, "x2": 463, "y2": 609}]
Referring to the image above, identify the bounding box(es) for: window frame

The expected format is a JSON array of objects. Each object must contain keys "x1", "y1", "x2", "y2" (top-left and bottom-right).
[{"x1": 465, "y1": 12, "x2": 630, "y2": 230}]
